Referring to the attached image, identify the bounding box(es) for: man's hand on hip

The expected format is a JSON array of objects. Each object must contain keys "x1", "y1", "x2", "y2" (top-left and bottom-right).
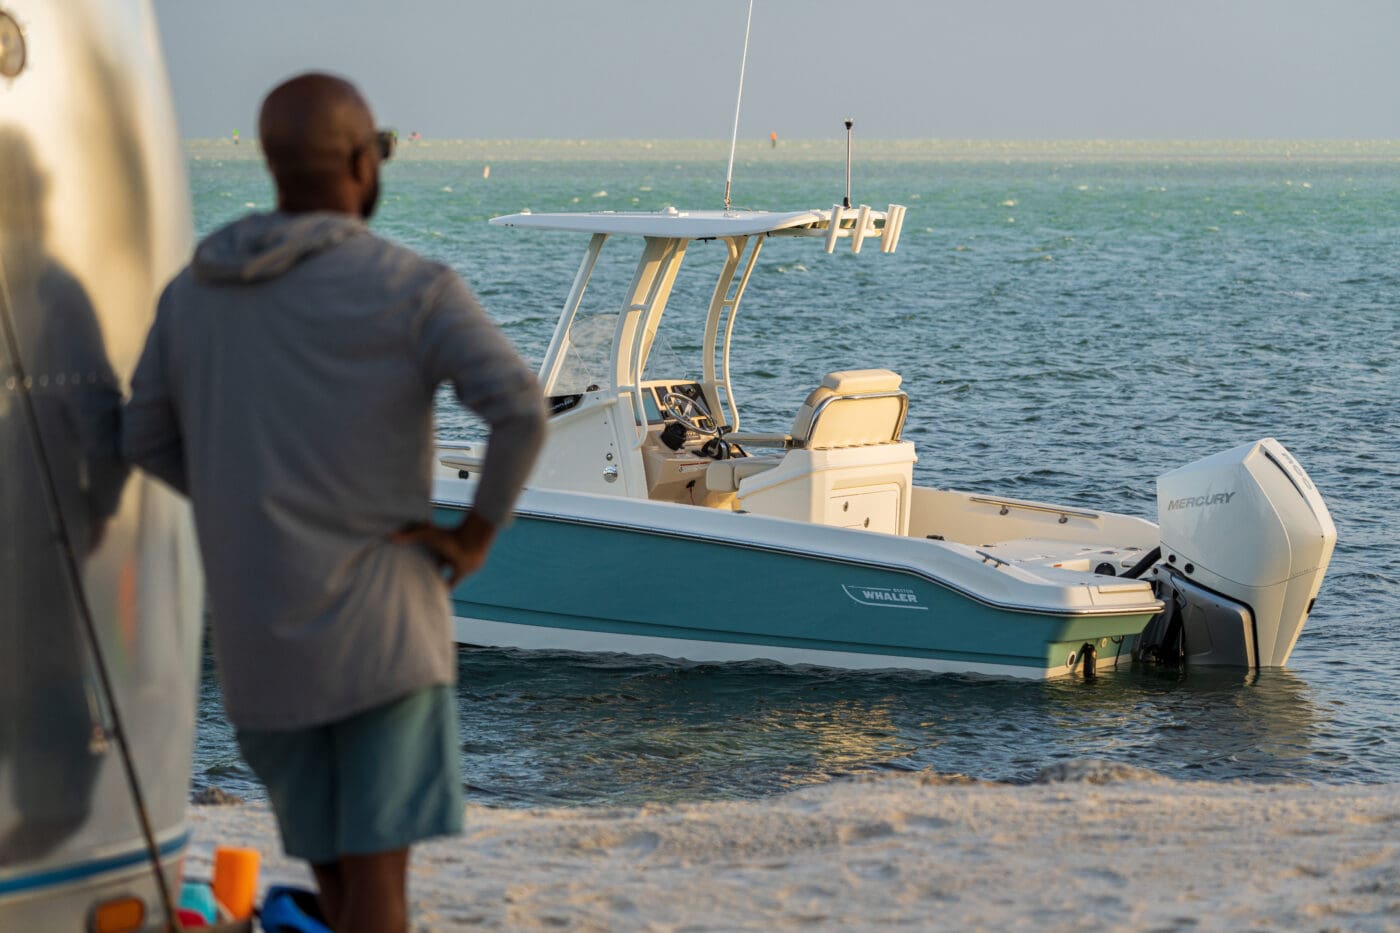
[{"x1": 392, "y1": 512, "x2": 498, "y2": 588}]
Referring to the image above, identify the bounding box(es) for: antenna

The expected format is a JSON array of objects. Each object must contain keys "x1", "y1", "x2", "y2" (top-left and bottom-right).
[
  {"x1": 843, "y1": 118, "x2": 853, "y2": 209},
  {"x1": 723, "y1": 0, "x2": 755, "y2": 212}
]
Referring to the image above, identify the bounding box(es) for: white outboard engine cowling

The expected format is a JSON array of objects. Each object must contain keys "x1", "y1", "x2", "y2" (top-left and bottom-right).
[{"x1": 1141, "y1": 438, "x2": 1336, "y2": 668}]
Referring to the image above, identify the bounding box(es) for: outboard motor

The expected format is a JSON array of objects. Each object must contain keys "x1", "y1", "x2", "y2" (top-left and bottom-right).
[{"x1": 1136, "y1": 438, "x2": 1335, "y2": 668}]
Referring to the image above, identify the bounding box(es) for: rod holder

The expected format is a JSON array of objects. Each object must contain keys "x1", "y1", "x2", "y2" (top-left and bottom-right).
[
  {"x1": 825, "y1": 204, "x2": 844, "y2": 253},
  {"x1": 851, "y1": 204, "x2": 872, "y2": 254}
]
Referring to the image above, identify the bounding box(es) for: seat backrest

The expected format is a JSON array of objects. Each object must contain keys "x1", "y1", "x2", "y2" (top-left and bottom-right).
[{"x1": 790, "y1": 369, "x2": 907, "y2": 449}]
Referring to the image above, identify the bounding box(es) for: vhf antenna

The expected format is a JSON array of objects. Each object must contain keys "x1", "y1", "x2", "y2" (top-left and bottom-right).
[
  {"x1": 843, "y1": 118, "x2": 853, "y2": 208},
  {"x1": 723, "y1": 0, "x2": 755, "y2": 212}
]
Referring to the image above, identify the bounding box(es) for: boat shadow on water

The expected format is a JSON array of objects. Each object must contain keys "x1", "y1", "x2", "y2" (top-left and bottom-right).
[{"x1": 446, "y1": 646, "x2": 1329, "y2": 808}]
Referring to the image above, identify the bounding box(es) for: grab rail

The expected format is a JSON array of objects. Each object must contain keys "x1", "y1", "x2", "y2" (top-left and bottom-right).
[{"x1": 968, "y1": 495, "x2": 1100, "y2": 522}]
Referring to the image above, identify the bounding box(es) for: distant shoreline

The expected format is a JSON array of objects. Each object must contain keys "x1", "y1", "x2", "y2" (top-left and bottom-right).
[{"x1": 185, "y1": 138, "x2": 1400, "y2": 163}]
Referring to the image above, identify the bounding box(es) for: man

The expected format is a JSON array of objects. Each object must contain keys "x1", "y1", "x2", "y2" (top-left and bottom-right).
[{"x1": 123, "y1": 74, "x2": 546, "y2": 931}]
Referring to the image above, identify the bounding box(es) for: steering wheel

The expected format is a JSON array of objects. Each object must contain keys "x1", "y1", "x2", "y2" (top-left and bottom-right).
[{"x1": 661, "y1": 390, "x2": 719, "y2": 436}]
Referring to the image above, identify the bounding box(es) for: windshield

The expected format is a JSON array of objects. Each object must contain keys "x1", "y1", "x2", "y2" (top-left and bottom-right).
[{"x1": 551, "y1": 310, "x2": 616, "y2": 394}]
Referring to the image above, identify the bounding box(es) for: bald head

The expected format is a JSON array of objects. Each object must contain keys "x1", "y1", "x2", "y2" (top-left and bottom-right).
[{"x1": 259, "y1": 73, "x2": 381, "y2": 217}]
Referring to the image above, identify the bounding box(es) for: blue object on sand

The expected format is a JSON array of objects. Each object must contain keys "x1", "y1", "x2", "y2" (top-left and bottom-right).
[{"x1": 259, "y1": 885, "x2": 332, "y2": 933}]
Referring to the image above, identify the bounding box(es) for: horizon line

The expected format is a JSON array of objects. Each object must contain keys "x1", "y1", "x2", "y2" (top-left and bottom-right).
[
  {"x1": 184, "y1": 136, "x2": 1400, "y2": 144},
  {"x1": 183, "y1": 138, "x2": 1400, "y2": 165}
]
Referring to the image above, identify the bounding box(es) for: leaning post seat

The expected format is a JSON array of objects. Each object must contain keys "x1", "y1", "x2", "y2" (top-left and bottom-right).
[
  {"x1": 790, "y1": 369, "x2": 907, "y2": 449},
  {"x1": 706, "y1": 369, "x2": 911, "y2": 498}
]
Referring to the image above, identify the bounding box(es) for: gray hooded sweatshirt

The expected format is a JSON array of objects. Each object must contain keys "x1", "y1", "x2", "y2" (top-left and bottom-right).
[{"x1": 124, "y1": 212, "x2": 545, "y2": 730}]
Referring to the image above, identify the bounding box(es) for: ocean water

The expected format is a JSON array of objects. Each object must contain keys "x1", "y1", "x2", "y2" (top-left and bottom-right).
[{"x1": 187, "y1": 141, "x2": 1400, "y2": 804}]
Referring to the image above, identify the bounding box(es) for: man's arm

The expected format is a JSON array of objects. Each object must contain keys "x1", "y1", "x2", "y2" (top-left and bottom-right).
[
  {"x1": 121, "y1": 293, "x2": 189, "y2": 495},
  {"x1": 397, "y1": 271, "x2": 546, "y2": 584}
]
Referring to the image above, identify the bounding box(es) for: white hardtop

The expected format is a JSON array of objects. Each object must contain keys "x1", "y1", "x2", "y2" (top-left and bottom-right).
[
  {"x1": 491, "y1": 205, "x2": 903, "y2": 245},
  {"x1": 491, "y1": 208, "x2": 825, "y2": 237}
]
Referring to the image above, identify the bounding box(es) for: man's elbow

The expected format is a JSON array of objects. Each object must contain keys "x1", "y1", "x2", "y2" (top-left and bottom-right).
[
  {"x1": 492, "y1": 388, "x2": 548, "y2": 464},
  {"x1": 492, "y1": 377, "x2": 547, "y2": 433},
  {"x1": 507, "y1": 395, "x2": 549, "y2": 461},
  {"x1": 522, "y1": 391, "x2": 549, "y2": 439}
]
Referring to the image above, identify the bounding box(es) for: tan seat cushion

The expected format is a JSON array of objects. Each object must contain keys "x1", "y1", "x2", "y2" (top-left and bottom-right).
[{"x1": 819, "y1": 369, "x2": 902, "y2": 394}]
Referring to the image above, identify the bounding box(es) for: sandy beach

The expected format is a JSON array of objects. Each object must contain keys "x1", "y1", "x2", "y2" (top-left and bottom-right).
[{"x1": 187, "y1": 762, "x2": 1400, "y2": 931}]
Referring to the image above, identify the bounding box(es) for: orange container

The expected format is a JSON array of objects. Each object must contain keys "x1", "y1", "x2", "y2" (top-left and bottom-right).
[{"x1": 211, "y1": 846, "x2": 261, "y2": 920}]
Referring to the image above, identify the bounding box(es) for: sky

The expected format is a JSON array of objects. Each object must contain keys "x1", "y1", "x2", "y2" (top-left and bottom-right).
[{"x1": 152, "y1": 0, "x2": 1400, "y2": 140}]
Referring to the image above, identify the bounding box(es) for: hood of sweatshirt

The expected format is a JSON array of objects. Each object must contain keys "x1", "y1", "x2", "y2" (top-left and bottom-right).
[{"x1": 192, "y1": 211, "x2": 367, "y2": 285}]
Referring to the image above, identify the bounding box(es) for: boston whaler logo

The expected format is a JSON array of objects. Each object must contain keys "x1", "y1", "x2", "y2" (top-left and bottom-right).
[
  {"x1": 842, "y1": 584, "x2": 928, "y2": 611},
  {"x1": 1166, "y1": 491, "x2": 1237, "y2": 511}
]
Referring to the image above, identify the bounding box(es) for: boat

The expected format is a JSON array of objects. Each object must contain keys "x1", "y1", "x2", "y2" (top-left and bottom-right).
[
  {"x1": 1, "y1": 1, "x2": 206, "y2": 929},
  {"x1": 431, "y1": 205, "x2": 1336, "y2": 678}
]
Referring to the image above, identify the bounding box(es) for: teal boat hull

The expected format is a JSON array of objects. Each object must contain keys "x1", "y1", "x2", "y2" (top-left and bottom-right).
[{"x1": 437, "y1": 502, "x2": 1156, "y2": 679}]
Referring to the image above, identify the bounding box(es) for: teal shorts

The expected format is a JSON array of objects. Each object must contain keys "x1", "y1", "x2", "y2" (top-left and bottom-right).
[{"x1": 236, "y1": 685, "x2": 463, "y2": 864}]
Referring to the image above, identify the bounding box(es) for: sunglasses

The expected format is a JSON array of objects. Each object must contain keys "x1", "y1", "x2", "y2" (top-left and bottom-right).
[{"x1": 373, "y1": 128, "x2": 395, "y2": 163}]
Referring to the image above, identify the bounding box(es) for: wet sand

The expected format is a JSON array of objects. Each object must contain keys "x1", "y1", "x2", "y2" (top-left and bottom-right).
[{"x1": 187, "y1": 762, "x2": 1400, "y2": 931}]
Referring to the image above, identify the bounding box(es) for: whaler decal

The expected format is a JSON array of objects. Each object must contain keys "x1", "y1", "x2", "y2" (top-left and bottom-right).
[
  {"x1": 1166, "y1": 491, "x2": 1237, "y2": 511},
  {"x1": 842, "y1": 584, "x2": 928, "y2": 611}
]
